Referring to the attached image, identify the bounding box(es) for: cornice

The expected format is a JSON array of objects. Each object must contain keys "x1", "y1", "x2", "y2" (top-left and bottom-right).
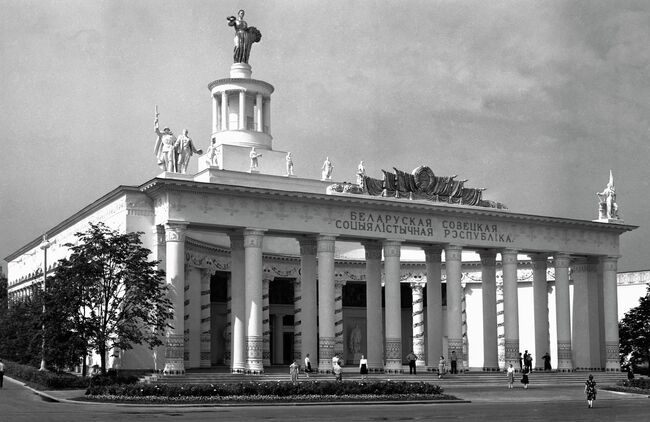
[
  {"x1": 207, "y1": 78, "x2": 275, "y2": 93},
  {"x1": 138, "y1": 177, "x2": 637, "y2": 235}
]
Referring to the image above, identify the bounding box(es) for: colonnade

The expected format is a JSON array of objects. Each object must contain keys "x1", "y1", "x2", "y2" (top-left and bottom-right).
[
  {"x1": 161, "y1": 224, "x2": 622, "y2": 375},
  {"x1": 212, "y1": 90, "x2": 270, "y2": 134}
]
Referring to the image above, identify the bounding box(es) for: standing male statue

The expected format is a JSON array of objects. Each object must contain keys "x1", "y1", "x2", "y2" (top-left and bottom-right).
[
  {"x1": 249, "y1": 147, "x2": 262, "y2": 171},
  {"x1": 226, "y1": 10, "x2": 262, "y2": 64},
  {"x1": 154, "y1": 111, "x2": 177, "y2": 173},
  {"x1": 175, "y1": 129, "x2": 203, "y2": 174}
]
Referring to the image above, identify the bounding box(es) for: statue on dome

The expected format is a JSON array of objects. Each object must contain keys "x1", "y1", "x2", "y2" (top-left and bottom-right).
[
  {"x1": 356, "y1": 161, "x2": 366, "y2": 187},
  {"x1": 227, "y1": 9, "x2": 262, "y2": 64},
  {"x1": 596, "y1": 170, "x2": 619, "y2": 220},
  {"x1": 205, "y1": 138, "x2": 218, "y2": 167},
  {"x1": 175, "y1": 129, "x2": 203, "y2": 174},
  {"x1": 154, "y1": 108, "x2": 178, "y2": 172},
  {"x1": 249, "y1": 147, "x2": 262, "y2": 171},
  {"x1": 286, "y1": 152, "x2": 294, "y2": 176},
  {"x1": 321, "y1": 157, "x2": 333, "y2": 181}
]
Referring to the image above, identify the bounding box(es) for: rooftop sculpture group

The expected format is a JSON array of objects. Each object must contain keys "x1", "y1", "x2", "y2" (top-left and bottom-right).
[
  {"x1": 153, "y1": 108, "x2": 202, "y2": 174},
  {"x1": 328, "y1": 165, "x2": 507, "y2": 209}
]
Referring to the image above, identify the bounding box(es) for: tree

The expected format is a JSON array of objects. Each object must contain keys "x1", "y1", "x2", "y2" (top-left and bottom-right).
[
  {"x1": 47, "y1": 222, "x2": 172, "y2": 374},
  {"x1": 619, "y1": 284, "x2": 650, "y2": 370},
  {"x1": 0, "y1": 285, "x2": 44, "y2": 366}
]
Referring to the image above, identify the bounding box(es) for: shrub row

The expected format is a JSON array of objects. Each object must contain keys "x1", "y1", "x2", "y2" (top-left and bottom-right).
[
  {"x1": 87, "y1": 380, "x2": 444, "y2": 398},
  {"x1": 1, "y1": 359, "x2": 139, "y2": 389},
  {"x1": 622, "y1": 378, "x2": 650, "y2": 390}
]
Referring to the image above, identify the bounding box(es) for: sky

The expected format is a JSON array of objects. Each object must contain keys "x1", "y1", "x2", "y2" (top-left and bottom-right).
[{"x1": 1, "y1": 0, "x2": 649, "y2": 273}]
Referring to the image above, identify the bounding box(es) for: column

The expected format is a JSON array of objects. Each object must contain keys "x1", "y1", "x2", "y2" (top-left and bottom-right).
[
  {"x1": 572, "y1": 257, "x2": 601, "y2": 370},
  {"x1": 553, "y1": 254, "x2": 573, "y2": 371},
  {"x1": 238, "y1": 90, "x2": 246, "y2": 130},
  {"x1": 501, "y1": 249, "x2": 519, "y2": 370},
  {"x1": 363, "y1": 240, "x2": 383, "y2": 372},
  {"x1": 445, "y1": 245, "x2": 464, "y2": 372},
  {"x1": 299, "y1": 238, "x2": 318, "y2": 371},
  {"x1": 424, "y1": 246, "x2": 443, "y2": 371},
  {"x1": 186, "y1": 266, "x2": 202, "y2": 369},
  {"x1": 244, "y1": 229, "x2": 265, "y2": 374},
  {"x1": 384, "y1": 240, "x2": 402, "y2": 373},
  {"x1": 152, "y1": 225, "x2": 166, "y2": 372},
  {"x1": 212, "y1": 95, "x2": 218, "y2": 133},
  {"x1": 262, "y1": 98, "x2": 271, "y2": 134},
  {"x1": 220, "y1": 91, "x2": 228, "y2": 131},
  {"x1": 200, "y1": 269, "x2": 212, "y2": 368},
  {"x1": 334, "y1": 280, "x2": 346, "y2": 360},
  {"x1": 255, "y1": 93, "x2": 263, "y2": 132},
  {"x1": 317, "y1": 235, "x2": 336, "y2": 372},
  {"x1": 272, "y1": 313, "x2": 283, "y2": 364},
  {"x1": 411, "y1": 282, "x2": 426, "y2": 368},
  {"x1": 530, "y1": 253, "x2": 550, "y2": 370},
  {"x1": 480, "y1": 250, "x2": 498, "y2": 371},
  {"x1": 262, "y1": 276, "x2": 272, "y2": 367},
  {"x1": 292, "y1": 277, "x2": 302, "y2": 362},
  {"x1": 601, "y1": 256, "x2": 620, "y2": 371},
  {"x1": 224, "y1": 276, "x2": 232, "y2": 367},
  {"x1": 229, "y1": 233, "x2": 246, "y2": 373},
  {"x1": 163, "y1": 222, "x2": 188, "y2": 375}
]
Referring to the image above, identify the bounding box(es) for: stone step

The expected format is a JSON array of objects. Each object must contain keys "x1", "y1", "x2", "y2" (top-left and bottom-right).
[{"x1": 152, "y1": 370, "x2": 627, "y2": 385}]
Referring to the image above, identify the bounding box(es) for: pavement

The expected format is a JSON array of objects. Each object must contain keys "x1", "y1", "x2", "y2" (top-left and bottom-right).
[{"x1": 6, "y1": 374, "x2": 649, "y2": 407}]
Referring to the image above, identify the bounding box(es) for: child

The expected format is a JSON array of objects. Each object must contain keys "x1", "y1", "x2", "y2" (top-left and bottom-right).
[{"x1": 585, "y1": 374, "x2": 597, "y2": 408}]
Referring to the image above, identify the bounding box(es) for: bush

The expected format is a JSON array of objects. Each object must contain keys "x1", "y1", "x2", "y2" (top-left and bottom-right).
[
  {"x1": 86, "y1": 380, "x2": 445, "y2": 398},
  {"x1": 1, "y1": 358, "x2": 139, "y2": 389},
  {"x1": 2, "y1": 360, "x2": 88, "y2": 389},
  {"x1": 623, "y1": 378, "x2": 650, "y2": 390}
]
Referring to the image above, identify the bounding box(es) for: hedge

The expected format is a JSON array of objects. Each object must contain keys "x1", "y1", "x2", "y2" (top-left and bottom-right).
[
  {"x1": 1, "y1": 359, "x2": 139, "y2": 389},
  {"x1": 87, "y1": 380, "x2": 445, "y2": 398}
]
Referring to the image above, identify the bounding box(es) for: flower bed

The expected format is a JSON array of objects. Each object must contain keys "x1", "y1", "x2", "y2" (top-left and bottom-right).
[
  {"x1": 604, "y1": 378, "x2": 650, "y2": 395},
  {"x1": 85, "y1": 380, "x2": 458, "y2": 403}
]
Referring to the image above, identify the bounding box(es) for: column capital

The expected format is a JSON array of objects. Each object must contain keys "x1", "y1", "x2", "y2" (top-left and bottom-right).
[
  {"x1": 165, "y1": 221, "x2": 189, "y2": 242},
  {"x1": 243, "y1": 228, "x2": 266, "y2": 249},
  {"x1": 361, "y1": 240, "x2": 382, "y2": 260},
  {"x1": 423, "y1": 245, "x2": 443, "y2": 261},
  {"x1": 479, "y1": 249, "x2": 497, "y2": 267},
  {"x1": 383, "y1": 240, "x2": 401, "y2": 257},
  {"x1": 600, "y1": 256, "x2": 619, "y2": 272},
  {"x1": 444, "y1": 244, "x2": 463, "y2": 262},
  {"x1": 229, "y1": 232, "x2": 245, "y2": 250},
  {"x1": 410, "y1": 282, "x2": 425, "y2": 292},
  {"x1": 317, "y1": 235, "x2": 337, "y2": 253},
  {"x1": 298, "y1": 236, "x2": 318, "y2": 255},
  {"x1": 553, "y1": 253, "x2": 571, "y2": 268},
  {"x1": 528, "y1": 253, "x2": 548, "y2": 270},
  {"x1": 501, "y1": 249, "x2": 518, "y2": 264}
]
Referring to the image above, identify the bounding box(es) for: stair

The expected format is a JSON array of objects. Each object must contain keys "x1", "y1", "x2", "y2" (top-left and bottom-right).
[{"x1": 151, "y1": 368, "x2": 627, "y2": 387}]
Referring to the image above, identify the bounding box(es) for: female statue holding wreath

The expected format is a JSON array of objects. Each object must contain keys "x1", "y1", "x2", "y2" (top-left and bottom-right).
[{"x1": 227, "y1": 10, "x2": 262, "y2": 64}]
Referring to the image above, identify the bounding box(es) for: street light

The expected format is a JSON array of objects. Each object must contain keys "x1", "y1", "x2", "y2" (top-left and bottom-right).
[{"x1": 39, "y1": 234, "x2": 52, "y2": 372}]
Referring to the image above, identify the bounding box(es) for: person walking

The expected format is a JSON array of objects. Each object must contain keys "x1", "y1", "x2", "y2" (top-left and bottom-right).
[
  {"x1": 406, "y1": 351, "x2": 418, "y2": 375},
  {"x1": 304, "y1": 353, "x2": 312, "y2": 378},
  {"x1": 521, "y1": 367, "x2": 530, "y2": 389},
  {"x1": 359, "y1": 354, "x2": 368, "y2": 381},
  {"x1": 506, "y1": 363, "x2": 515, "y2": 389},
  {"x1": 450, "y1": 351, "x2": 458, "y2": 374},
  {"x1": 438, "y1": 356, "x2": 446, "y2": 379},
  {"x1": 289, "y1": 360, "x2": 300, "y2": 385},
  {"x1": 0, "y1": 359, "x2": 5, "y2": 388},
  {"x1": 333, "y1": 356, "x2": 343, "y2": 382},
  {"x1": 585, "y1": 374, "x2": 597, "y2": 408}
]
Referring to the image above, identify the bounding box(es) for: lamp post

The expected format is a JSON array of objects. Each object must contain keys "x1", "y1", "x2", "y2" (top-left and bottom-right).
[{"x1": 39, "y1": 234, "x2": 52, "y2": 372}]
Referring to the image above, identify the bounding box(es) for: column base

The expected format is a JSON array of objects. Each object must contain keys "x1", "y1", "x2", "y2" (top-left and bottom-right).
[
  {"x1": 163, "y1": 359, "x2": 185, "y2": 375},
  {"x1": 482, "y1": 367, "x2": 501, "y2": 372},
  {"x1": 246, "y1": 335, "x2": 263, "y2": 374}
]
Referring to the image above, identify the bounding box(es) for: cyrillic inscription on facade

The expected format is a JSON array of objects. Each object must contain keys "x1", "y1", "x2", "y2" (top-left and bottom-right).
[
  {"x1": 442, "y1": 220, "x2": 513, "y2": 243},
  {"x1": 335, "y1": 211, "x2": 434, "y2": 236}
]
